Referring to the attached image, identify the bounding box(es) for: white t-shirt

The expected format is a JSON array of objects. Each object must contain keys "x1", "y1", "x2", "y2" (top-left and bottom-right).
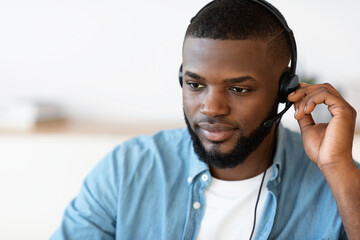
[{"x1": 197, "y1": 165, "x2": 273, "y2": 240}]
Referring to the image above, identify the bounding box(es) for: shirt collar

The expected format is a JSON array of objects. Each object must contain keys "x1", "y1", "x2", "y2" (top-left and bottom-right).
[
  {"x1": 188, "y1": 141, "x2": 209, "y2": 181},
  {"x1": 184, "y1": 130, "x2": 209, "y2": 182},
  {"x1": 270, "y1": 124, "x2": 287, "y2": 182}
]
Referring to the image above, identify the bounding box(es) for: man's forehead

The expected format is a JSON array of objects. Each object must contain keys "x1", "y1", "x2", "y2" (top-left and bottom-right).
[
  {"x1": 183, "y1": 38, "x2": 268, "y2": 67},
  {"x1": 182, "y1": 38, "x2": 268, "y2": 61},
  {"x1": 182, "y1": 37, "x2": 280, "y2": 84}
]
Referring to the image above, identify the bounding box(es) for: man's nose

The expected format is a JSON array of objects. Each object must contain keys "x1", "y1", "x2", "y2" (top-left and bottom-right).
[{"x1": 199, "y1": 89, "x2": 230, "y2": 117}]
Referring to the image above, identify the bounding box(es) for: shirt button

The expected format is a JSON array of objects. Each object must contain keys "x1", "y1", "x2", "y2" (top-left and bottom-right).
[
  {"x1": 193, "y1": 202, "x2": 201, "y2": 209},
  {"x1": 201, "y1": 174, "x2": 209, "y2": 181},
  {"x1": 187, "y1": 177, "x2": 192, "y2": 184}
]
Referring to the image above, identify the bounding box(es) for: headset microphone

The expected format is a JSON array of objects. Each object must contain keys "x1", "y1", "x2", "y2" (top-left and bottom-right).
[{"x1": 263, "y1": 101, "x2": 293, "y2": 128}]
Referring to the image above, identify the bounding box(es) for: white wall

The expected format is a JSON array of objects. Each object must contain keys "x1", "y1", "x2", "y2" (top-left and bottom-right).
[{"x1": 1, "y1": 0, "x2": 359, "y2": 123}]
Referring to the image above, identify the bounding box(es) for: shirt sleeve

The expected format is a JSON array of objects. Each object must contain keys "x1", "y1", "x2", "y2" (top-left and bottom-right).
[{"x1": 50, "y1": 147, "x2": 121, "y2": 240}]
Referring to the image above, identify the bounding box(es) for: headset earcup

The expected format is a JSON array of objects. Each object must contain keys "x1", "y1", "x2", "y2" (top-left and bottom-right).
[
  {"x1": 278, "y1": 71, "x2": 290, "y2": 103},
  {"x1": 278, "y1": 71, "x2": 300, "y2": 103},
  {"x1": 179, "y1": 64, "x2": 183, "y2": 87}
]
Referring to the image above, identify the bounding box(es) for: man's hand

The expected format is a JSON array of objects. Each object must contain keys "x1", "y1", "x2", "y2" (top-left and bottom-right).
[
  {"x1": 288, "y1": 83, "x2": 360, "y2": 240},
  {"x1": 288, "y1": 83, "x2": 356, "y2": 170}
]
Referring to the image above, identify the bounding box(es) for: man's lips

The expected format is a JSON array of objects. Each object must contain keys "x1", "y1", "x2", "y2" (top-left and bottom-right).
[{"x1": 198, "y1": 123, "x2": 237, "y2": 142}]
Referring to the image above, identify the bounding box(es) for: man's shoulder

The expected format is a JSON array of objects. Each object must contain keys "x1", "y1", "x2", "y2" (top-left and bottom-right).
[
  {"x1": 85, "y1": 128, "x2": 193, "y2": 193},
  {"x1": 269, "y1": 126, "x2": 346, "y2": 238},
  {"x1": 278, "y1": 126, "x2": 346, "y2": 214},
  {"x1": 277, "y1": 126, "x2": 309, "y2": 167},
  {"x1": 281, "y1": 126, "x2": 304, "y2": 153},
  {"x1": 277, "y1": 126, "x2": 330, "y2": 196},
  {"x1": 280, "y1": 125, "x2": 360, "y2": 172},
  {"x1": 107, "y1": 128, "x2": 193, "y2": 170},
  {"x1": 280, "y1": 126, "x2": 322, "y2": 175}
]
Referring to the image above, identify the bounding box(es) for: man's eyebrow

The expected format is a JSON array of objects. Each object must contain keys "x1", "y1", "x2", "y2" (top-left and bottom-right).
[
  {"x1": 184, "y1": 71, "x2": 256, "y2": 83},
  {"x1": 224, "y1": 76, "x2": 256, "y2": 84},
  {"x1": 184, "y1": 71, "x2": 205, "y2": 80}
]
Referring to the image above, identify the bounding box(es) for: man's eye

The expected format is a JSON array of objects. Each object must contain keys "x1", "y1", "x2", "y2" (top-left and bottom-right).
[
  {"x1": 230, "y1": 87, "x2": 249, "y2": 94},
  {"x1": 187, "y1": 82, "x2": 205, "y2": 89}
]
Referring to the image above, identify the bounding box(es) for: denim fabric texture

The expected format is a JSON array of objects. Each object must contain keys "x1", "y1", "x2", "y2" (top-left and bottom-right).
[{"x1": 51, "y1": 125, "x2": 353, "y2": 240}]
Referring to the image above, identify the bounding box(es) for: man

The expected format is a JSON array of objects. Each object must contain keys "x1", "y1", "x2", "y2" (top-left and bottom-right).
[{"x1": 51, "y1": 0, "x2": 360, "y2": 239}]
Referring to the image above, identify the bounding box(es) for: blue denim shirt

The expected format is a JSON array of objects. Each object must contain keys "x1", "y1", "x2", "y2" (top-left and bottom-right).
[{"x1": 51, "y1": 125, "x2": 352, "y2": 240}]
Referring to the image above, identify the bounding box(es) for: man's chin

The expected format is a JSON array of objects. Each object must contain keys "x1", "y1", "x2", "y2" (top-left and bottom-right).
[
  {"x1": 200, "y1": 139, "x2": 237, "y2": 155},
  {"x1": 185, "y1": 116, "x2": 273, "y2": 169}
]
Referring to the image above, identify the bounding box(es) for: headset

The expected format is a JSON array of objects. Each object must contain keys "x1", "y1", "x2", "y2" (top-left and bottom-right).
[{"x1": 178, "y1": 0, "x2": 300, "y2": 128}]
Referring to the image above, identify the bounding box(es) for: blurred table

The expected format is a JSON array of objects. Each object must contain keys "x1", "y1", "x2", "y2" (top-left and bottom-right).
[{"x1": 0, "y1": 119, "x2": 186, "y2": 135}]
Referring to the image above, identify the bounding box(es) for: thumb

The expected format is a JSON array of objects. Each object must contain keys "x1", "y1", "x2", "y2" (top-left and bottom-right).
[{"x1": 294, "y1": 101, "x2": 315, "y2": 132}]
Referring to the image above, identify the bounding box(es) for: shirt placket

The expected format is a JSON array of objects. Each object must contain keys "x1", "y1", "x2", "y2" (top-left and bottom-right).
[{"x1": 182, "y1": 171, "x2": 210, "y2": 240}]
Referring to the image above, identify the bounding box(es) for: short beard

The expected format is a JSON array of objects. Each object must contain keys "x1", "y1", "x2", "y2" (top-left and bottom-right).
[{"x1": 184, "y1": 101, "x2": 278, "y2": 169}]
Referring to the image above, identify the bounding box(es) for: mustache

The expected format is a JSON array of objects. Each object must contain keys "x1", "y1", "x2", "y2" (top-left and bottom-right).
[{"x1": 196, "y1": 116, "x2": 238, "y2": 128}]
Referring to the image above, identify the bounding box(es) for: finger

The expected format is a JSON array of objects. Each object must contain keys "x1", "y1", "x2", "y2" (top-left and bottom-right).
[
  {"x1": 297, "y1": 112, "x2": 316, "y2": 133},
  {"x1": 291, "y1": 83, "x2": 347, "y2": 120},
  {"x1": 288, "y1": 83, "x2": 340, "y2": 103},
  {"x1": 294, "y1": 87, "x2": 328, "y2": 119},
  {"x1": 287, "y1": 83, "x2": 309, "y2": 102},
  {"x1": 294, "y1": 87, "x2": 345, "y2": 120},
  {"x1": 294, "y1": 100, "x2": 316, "y2": 131}
]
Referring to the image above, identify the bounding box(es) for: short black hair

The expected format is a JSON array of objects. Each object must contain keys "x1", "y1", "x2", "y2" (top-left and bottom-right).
[{"x1": 185, "y1": 0, "x2": 290, "y2": 66}]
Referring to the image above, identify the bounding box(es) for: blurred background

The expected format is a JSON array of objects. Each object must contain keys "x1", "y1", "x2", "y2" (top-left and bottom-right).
[{"x1": 0, "y1": 0, "x2": 359, "y2": 239}]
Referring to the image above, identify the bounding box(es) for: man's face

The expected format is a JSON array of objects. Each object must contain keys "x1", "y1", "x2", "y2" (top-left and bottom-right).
[{"x1": 182, "y1": 38, "x2": 282, "y2": 168}]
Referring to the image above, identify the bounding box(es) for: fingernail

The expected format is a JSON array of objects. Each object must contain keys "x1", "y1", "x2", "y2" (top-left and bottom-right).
[{"x1": 289, "y1": 91, "x2": 295, "y2": 96}]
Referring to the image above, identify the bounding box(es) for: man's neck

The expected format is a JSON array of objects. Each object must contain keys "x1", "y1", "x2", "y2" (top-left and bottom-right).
[{"x1": 210, "y1": 127, "x2": 277, "y2": 181}]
